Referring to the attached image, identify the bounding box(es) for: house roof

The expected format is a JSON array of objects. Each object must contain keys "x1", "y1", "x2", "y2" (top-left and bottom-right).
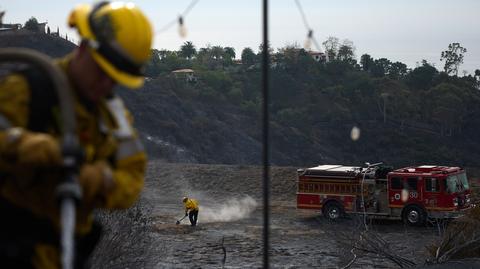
[
  {"x1": 308, "y1": 51, "x2": 325, "y2": 56},
  {"x1": 172, "y1": 69, "x2": 194, "y2": 73}
]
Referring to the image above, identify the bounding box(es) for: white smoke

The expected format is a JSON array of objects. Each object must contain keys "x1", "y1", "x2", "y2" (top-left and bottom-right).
[{"x1": 199, "y1": 196, "x2": 258, "y2": 223}]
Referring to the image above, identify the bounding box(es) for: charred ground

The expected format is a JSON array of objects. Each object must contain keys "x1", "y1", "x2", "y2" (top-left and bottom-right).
[{"x1": 89, "y1": 161, "x2": 465, "y2": 268}]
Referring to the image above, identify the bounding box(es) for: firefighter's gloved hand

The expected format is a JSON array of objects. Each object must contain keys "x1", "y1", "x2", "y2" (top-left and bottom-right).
[
  {"x1": 185, "y1": 213, "x2": 188, "y2": 217},
  {"x1": 15, "y1": 129, "x2": 62, "y2": 166},
  {"x1": 79, "y1": 161, "x2": 114, "y2": 206},
  {"x1": 0, "y1": 128, "x2": 62, "y2": 184}
]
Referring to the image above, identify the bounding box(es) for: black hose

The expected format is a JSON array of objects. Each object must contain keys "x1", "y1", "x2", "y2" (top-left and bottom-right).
[{"x1": 0, "y1": 47, "x2": 81, "y2": 269}]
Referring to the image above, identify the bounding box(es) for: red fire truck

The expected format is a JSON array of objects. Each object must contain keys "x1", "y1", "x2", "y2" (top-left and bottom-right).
[{"x1": 296, "y1": 163, "x2": 472, "y2": 225}]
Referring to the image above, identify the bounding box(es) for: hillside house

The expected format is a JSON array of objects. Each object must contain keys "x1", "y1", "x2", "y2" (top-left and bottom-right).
[
  {"x1": 0, "y1": 21, "x2": 46, "y2": 33},
  {"x1": 171, "y1": 69, "x2": 196, "y2": 82},
  {"x1": 0, "y1": 23, "x2": 21, "y2": 32},
  {"x1": 308, "y1": 51, "x2": 327, "y2": 62},
  {"x1": 36, "y1": 22, "x2": 47, "y2": 33}
]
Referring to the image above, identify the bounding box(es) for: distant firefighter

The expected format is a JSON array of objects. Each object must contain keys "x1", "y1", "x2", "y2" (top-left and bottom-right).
[{"x1": 183, "y1": 197, "x2": 199, "y2": 226}]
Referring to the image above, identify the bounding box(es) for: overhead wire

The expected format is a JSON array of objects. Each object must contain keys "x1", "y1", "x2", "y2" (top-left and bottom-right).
[
  {"x1": 154, "y1": 1, "x2": 272, "y2": 267},
  {"x1": 156, "y1": 0, "x2": 200, "y2": 35},
  {"x1": 151, "y1": 1, "x2": 333, "y2": 268},
  {"x1": 294, "y1": 0, "x2": 323, "y2": 53}
]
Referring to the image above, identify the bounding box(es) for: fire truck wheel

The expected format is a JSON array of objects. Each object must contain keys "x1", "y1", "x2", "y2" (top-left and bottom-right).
[
  {"x1": 402, "y1": 205, "x2": 426, "y2": 226},
  {"x1": 323, "y1": 202, "x2": 343, "y2": 221}
]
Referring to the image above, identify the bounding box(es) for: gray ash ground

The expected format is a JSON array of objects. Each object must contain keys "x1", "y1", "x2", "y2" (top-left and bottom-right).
[{"x1": 94, "y1": 161, "x2": 444, "y2": 268}]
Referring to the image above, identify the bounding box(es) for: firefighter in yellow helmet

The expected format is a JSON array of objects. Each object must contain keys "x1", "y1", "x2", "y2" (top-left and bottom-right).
[
  {"x1": 0, "y1": 2, "x2": 153, "y2": 268},
  {"x1": 183, "y1": 197, "x2": 199, "y2": 226}
]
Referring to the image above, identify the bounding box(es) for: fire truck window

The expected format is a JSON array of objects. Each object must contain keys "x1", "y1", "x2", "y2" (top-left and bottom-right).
[
  {"x1": 391, "y1": 177, "x2": 403, "y2": 190},
  {"x1": 458, "y1": 173, "x2": 470, "y2": 190},
  {"x1": 407, "y1": 178, "x2": 417, "y2": 190},
  {"x1": 446, "y1": 176, "x2": 459, "y2": 193},
  {"x1": 425, "y1": 178, "x2": 439, "y2": 192}
]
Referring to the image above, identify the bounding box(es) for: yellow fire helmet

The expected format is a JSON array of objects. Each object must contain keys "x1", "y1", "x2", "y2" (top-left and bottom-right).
[{"x1": 68, "y1": 1, "x2": 153, "y2": 89}]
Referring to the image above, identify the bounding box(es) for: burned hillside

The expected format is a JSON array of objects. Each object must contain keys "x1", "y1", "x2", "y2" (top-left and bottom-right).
[{"x1": 3, "y1": 30, "x2": 480, "y2": 168}]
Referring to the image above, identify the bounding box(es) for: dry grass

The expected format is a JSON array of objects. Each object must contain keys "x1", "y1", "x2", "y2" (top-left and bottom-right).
[
  {"x1": 427, "y1": 207, "x2": 480, "y2": 263},
  {"x1": 427, "y1": 182, "x2": 480, "y2": 265},
  {"x1": 337, "y1": 217, "x2": 417, "y2": 268},
  {"x1": 87, "y1": 202, "x2": 155, "y2": 268}
]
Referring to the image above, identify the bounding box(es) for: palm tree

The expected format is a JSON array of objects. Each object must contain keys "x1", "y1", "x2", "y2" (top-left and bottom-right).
[
  {"x1": 211, "y1": 46, "x2": 224, "y2": 60},
  {"x1": 241, "y1": 47, "x2": 256, "y2": 66},
  {"x1": 224, "y1": 47, "x2": 236, "y2": 61},
  {"x1": 180, "y1": 41, "x2": 197, "y2": 60}
]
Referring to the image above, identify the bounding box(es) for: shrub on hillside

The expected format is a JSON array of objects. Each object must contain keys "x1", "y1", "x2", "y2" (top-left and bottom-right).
[{"x1": 24, "y1": 17, "x2": 39, "y2": 32}]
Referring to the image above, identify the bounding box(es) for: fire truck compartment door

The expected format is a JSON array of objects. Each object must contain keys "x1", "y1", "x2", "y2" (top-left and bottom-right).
[{"x1": 297, "y1": 194, "x2": 321, "y2": 209}]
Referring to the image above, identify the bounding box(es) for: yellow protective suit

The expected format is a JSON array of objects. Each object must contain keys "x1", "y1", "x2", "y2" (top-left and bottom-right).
[
  {"x1": 0, "y1": 54, "x2": 147, "y2": 268},
  {"x1": 184, "y1": 198, "x2": 199, "y2": 213}
]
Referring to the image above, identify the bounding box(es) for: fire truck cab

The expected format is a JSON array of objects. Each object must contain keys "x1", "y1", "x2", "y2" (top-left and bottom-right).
[{"x1": 296, "y1": 164, "x2": 471, "y2": 225}]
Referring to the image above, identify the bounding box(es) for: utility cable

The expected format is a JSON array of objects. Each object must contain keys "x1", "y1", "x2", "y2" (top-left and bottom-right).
[
  {"x1": 295, "y1": 0, "x2": 310, "y2": 30},
  {"x1": 156, "y1": 0, "x2": 200, "y2": 35},
  {"x1": 294, "y1": 0, "x2": 323, "y2": 52}
]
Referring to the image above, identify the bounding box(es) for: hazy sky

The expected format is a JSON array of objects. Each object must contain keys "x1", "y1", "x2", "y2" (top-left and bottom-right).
[{"x1": 2, "y1": 0, "x2": 479, "y2": 73}]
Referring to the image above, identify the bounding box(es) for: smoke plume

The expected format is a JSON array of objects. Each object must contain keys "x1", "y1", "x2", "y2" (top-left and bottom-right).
[{"x1": 199, "y1": 196, "x2": 258, "y2": 223}]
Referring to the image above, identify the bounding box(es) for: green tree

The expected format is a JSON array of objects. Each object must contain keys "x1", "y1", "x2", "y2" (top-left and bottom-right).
[
  {"x1": 24, "y1": 17, "x2": 39, "y2": 32},
  {"x1": 277, "y1": 45, "x2": 300, "y2": 65},
  {"x1": 258, "y1": 42, "x2": 274, "y2": 58},
  {"x1": 406, "y1": 60, "x2": 438, "y2": 90},
  {"x1": 145, "y1": 49, "x2": 162, "y2": 77},
  {"x1": 211, "y1": 46, "x2": 224, "y2": 60},
  {"x1": 428, "y1": 83, "x2": 466, "y2": 135},
  {"x1": 195, "y1": 46, "x2": 213, "y2": 69},
  {"x1": 224, "y1": 47, "x2": 236, "y2": 61},
  {"x1": 388, "y1": 62, "x2": 408, "y2": 80},
  {"x1": 322, "y1": 36, "x2": 339, "y2": 61},
  {"x1": 337, "y1": 39, "x2": 355, "y2": 64},
  {"x1": 194, "y1": 45, "x2": 225, "y2": 70},
  {"x1": 149, "y1": 50, "x2": 189, "y2": 73},
  {"x1": 371, "y1": 58, "x2": 391, "y2": 77},
  {"x1": 360, "y1": 54, "x2": 373, "y2": 71},
  {"x1": 475, "y1": 69, "x2": 480, "y2": 88},
  {"x1": 179, "y1": 41, "x2": 196, "y2": 60},
  {"x1": 223, "y1": 47, "x2": 236, "y2": 66},
  {"x1": 441, "y1": 42, "x2": 467, "y2": 76},
  {"x1": 276, "y1": 45, "x2": 315, "y2": 75},
  {"x1": 241, "y1": 47, "x2": 256, "y2": 66}
]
